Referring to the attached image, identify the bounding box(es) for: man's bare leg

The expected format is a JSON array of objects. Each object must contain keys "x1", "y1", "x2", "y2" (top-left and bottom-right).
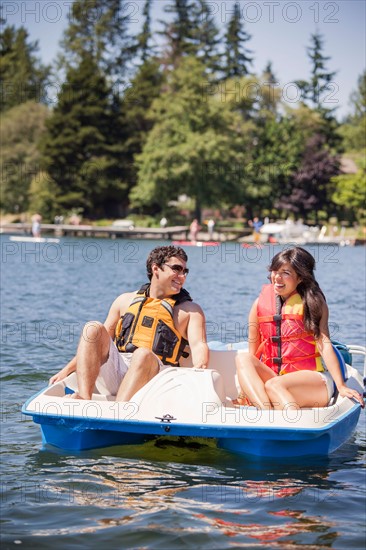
[
  {"x1": 74, "y1": 321, "x2": 111, "y2": 399},
  {"x1": 115, "y1": 348, "x2": 160, "y2": 401}
]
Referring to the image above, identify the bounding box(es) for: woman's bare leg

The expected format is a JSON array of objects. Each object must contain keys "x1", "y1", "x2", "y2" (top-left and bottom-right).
[
  {"x1": 265, "y1": 370, "x2": 329, "y2": 410},
  {"x1": 236, "y1": 352, "x2": 276, "y2": 409}
]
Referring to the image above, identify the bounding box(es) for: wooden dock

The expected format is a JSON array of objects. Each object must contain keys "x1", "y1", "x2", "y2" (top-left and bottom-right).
[
  {"x1": 0, "y1": 223, "x2": 249, "y2": 242},
  {"x1": 0, "y1": 222, "x2": 191, "y2": 240},
  {"x1": 2, "y1": 222, "x2": 360, "y2": 245}
]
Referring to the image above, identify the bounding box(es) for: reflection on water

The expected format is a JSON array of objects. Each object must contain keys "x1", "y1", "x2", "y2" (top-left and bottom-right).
[
  {"x1": 5, "y1": 438, "x2": 356, "y2": 547},
  {"x1": 2, "y1": 419, "x2": 365, "y2": 547}
]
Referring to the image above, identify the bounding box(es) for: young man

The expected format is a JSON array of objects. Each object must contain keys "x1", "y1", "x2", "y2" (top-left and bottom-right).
[{"x1": 50, "y1": 246, "x2": 208, "y2": 401}]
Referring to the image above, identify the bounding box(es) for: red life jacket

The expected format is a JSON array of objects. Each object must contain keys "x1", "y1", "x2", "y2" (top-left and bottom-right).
[{"x1": 256, "y1": 284, "x2": 323, "y2": 375}]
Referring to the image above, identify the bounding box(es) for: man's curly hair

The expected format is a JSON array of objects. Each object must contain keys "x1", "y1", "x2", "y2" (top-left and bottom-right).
[{"x1": 146, "y1": 246, "x2": 188, "y2": 280}]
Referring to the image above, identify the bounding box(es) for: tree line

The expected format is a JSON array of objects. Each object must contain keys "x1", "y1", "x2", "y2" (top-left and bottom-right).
[{"x1": 1, "y1": 0, "x2": 365, "y2": 225}]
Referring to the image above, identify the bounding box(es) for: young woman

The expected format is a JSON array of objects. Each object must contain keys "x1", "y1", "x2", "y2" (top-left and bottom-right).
[{"x1": 236, "y1": 247, "x2": 364, "y2": 410}]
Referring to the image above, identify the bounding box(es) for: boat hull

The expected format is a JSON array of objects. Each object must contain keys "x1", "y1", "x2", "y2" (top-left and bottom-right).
[
  {"x1": 22, "y1": 345, "x2": 365, "y2": 457},
  {"x1": 26, "y1": 396, "x2": 362, "y2": 457},
  {"x1": 218, "y1": 406, "x2": 361, "y2": 457}
]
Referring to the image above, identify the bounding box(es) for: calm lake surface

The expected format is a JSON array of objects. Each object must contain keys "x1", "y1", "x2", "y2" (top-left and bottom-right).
[{"x1": 1, "y1": 236, "x2": 365, "y2": 549}]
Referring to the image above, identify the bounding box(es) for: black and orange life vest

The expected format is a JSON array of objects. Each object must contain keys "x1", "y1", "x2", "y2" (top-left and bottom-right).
[{"x1": 114, "y1": 284, "x2": 191, "y2": 365}]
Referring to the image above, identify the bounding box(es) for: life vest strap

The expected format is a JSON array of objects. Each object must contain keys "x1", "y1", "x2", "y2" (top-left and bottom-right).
[
  {"x1": 286, "y1": 352, "x2": 321, "y2": 363},
  {"x1": 282, "y1": 313, "x2": 304, "y2": 321},
  {"x1": 266, "y1": 351, "x2": 321, "y2": 366},
  {"x1": 258, "y1": 313, "x2": 303, "y2": 323},
  {"x1": 161, "y1": 299, "x2": 174, "y2": 318},
  {"x1": 258, "y1": 314, "x2": 276, "y2": 323},
  {"x1": 271, "y1": 331, "x2": 314, "y2": 343}
]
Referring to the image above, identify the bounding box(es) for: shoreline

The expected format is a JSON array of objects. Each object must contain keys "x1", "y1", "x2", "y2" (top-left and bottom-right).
[{"x1": 1, "y1": 221, "x2": 364, "y2": 246}]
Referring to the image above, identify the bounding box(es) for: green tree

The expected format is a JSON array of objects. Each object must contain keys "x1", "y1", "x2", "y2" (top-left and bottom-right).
[
  {"x1": 305, "y1": 32, "x2": 337, "y2": 111},
  {"x1": 0, "y1": 101, "x2": 49, "y2": 213},
  {"x1": 120, "y1": 58, "x2": 165, "y2": 201},
  {"x1": 159, "y1": 0, "x2": 198, "y2": 66},
  {"x1": 59, "y1": 0, "x2": 132, "y2": 80},
  {"x1": 223, "y1": 2, "x2": 253, "y2": 78},
  {"x1": 40, "y1": 52, "x2": 127, "y2": 218},
  {"x1": 331, "y1": 161, "x2": 366, "y2": 224},
  {"x1": 339, "y1": 71, "x2": 366, "y2": 151},
  {"x1": 0, "y1": 25, "x2": 50, "y2": 112},
  {"x1": 259, "y1": 62, "x2": 281, "y2": 116},
  {"x1": 277, "y1": 133, "x2": 340, "y2": 221},
  {"x1": 350, "y1": 70, "x2": 366, "y2": 119},
  {"x1": 134, "y1": 0, "x2": 156, "y2": 63},
  {"x1": 130, "y1": 57, "x2": 253, "y2": 219},
  {"x1": 191, "y1": 0, "x2": 222, "y2": 73},
  {"x1": 28, "y1": 171, "x2": 61, "y2": 221},
  {"x1": 296, "y1": 32, "x2": 340, "y2": 149},
  {"x1": 245, "y1": 117, "x2": 301, "y2": 217}
]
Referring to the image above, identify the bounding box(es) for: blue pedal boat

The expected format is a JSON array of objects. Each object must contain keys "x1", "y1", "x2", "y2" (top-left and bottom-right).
[{"x1": 22, "y1": 342, "x2": 365, "y2": 457}]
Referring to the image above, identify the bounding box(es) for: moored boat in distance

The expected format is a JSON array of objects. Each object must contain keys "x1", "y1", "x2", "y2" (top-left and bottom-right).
[
  {"x1": 259, "y1": 220, "x2": 354, "y2": 246},
  {"x1": 22, "y1": 342, "x2": 365, "y2": 457},
  {"x1": 9, "y1": 236, "x2": 60, "y2": 243},
  {"x1": 172, "y1": 240, "x2": 220, "y2": 247}
]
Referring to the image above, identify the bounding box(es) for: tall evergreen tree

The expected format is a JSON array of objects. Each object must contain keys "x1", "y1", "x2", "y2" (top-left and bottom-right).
[
  {"x1": 223, "y1": 2, "x2": 253, "y2": 78},
  {"x1": 134, "y1": 0, "x2": 156, "y2": 64},
  {"x1": 0, "y1": 25, "x2": 50, "y2": 112},
  {"x1": 262, "y1": 61, "x2": 277, "y2": 83},
  {"x1": 159, "y1": 0, "x2": 197, "y2": 66},
  {"x1": 296, "y1": 32, "x2": 340, "y2": 150},
  {"x1": 258, "y1": 61, "x2": 281, "y2": 116},
  {"x1": 190, "y1": 0, "x2": 222, "y2": 73},
  {"x1": 306, "y1": 32, "x2": 337, "y2": 112},
  {"x1": 120, "y1": 58, "x2": 165, "y2": 197},
  {"x1": 59, "y1": 0, "x2": 132, "y2": 81},
  {"x1": 40, "y1": 52, "x2": 127, "y2": 218}
]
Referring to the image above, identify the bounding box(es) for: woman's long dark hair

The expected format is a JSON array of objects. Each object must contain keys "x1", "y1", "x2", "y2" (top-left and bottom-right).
[{"x1": 269, "y1": 247, "x2": 326, "y2": 338}]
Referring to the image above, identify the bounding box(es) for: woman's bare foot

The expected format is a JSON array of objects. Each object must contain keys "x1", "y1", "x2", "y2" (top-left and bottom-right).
[
  {"x1": 69, "y1": 392, "x2": 88, "y2": 400},
  {"x1": 232, "y1": 393, "x2": 252, "y2": 407}
]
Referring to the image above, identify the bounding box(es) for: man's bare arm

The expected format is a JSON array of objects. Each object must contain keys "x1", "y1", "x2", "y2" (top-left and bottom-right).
[{"x1": 186, "y1": 304, "x2": 209, "y2": 369}]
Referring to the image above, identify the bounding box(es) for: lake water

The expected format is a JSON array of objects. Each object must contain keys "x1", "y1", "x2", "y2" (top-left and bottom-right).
[{"x1": 1, "y1": 236, "x2": 365, "y2": 549}]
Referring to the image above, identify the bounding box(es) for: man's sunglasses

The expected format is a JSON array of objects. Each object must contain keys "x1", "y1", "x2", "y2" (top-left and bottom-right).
[{"x1": 163, "y1": 263, "x2": 189, "y2": 277}]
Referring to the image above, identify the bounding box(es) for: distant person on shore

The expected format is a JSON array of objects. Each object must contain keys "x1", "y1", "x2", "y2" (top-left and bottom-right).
[
  {"x1": 189, "y1": 219, "x2": 200, "y2": 243},
  {"x1": 160, "y1": 217, "x2": 168, "y2": 228},
  {"x1": 234, "y1": 246, "x2": 364, "y2": 409},
  {"x1": 207, "y1": 219, "x2": 215, "y2": 240},
  {"x1": 248, "y1": 216, "x2": 263, "y2": 244},
  {"x1": 31, "y1": 213, "x2": 42, "y2": 237},
  {"x1": 69, "y1": 213, "x2": 81, "y2": 225},
  {"x1": 49, "y1": 245, "x2": 209, "y2": 401}
]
